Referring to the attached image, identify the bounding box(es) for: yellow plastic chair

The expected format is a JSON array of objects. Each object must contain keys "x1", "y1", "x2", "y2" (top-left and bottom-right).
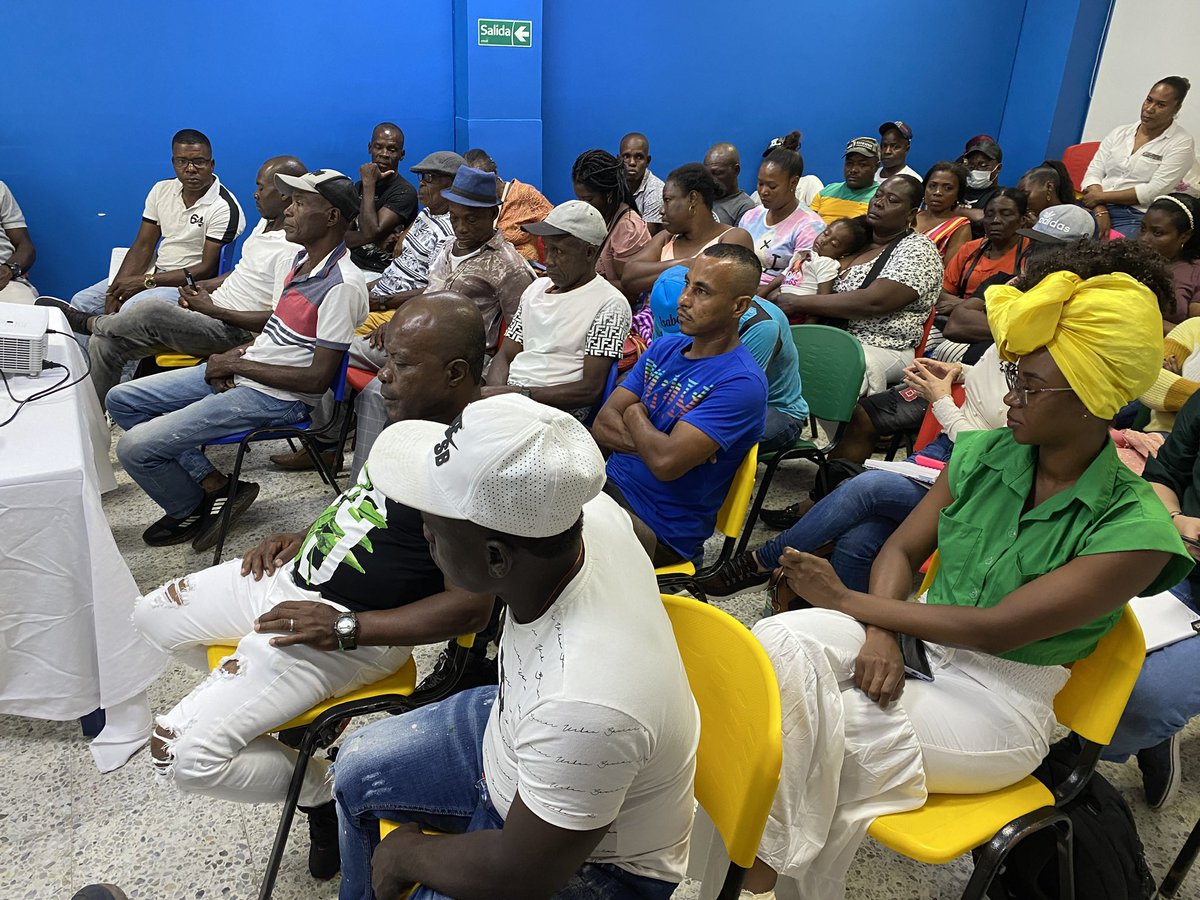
[
  {"x1": 866, "y1": 557, "x2": 1146, "y2": 900},
  {"x1": 204, "y1": 633, "x2": 477, "y2": 900},
  {"x1": 154, "y1": 352, "x2": 205, "y2": 368},
  {"x1": 655, "y1": 444, "x2": 759, "y2": 601},
  {"x1": 379, "y1": 594, "x2": 781, "y2": 900}
]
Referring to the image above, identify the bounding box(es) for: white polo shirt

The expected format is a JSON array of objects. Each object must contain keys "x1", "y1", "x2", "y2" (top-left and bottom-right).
[
  {"x1": 1082, "y1": 120, "x2": 1197, "y2": 210},
  {"x1": 142, "y1": 176, "x2": 245, "y2": 271},
  {"x1": 211, "y1": 219, "x2": 300, "y2": 313},
  {"x1": 0, "y1": 180, "x2": 28, "y2": 265}
]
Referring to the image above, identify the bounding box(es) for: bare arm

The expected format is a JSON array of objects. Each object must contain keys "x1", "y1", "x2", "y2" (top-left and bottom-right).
[
  {"x1": 206, "y1": 344, "x2": 342, "y2": 396},
  {"x1": 3, "y1": 226, "x2": 35, "y2": 272},
  {"x1": 592, "y1": 385, "x2": 640, "y2": 454},
  {"x1": 941, "y1": 296, "x2": 992, "y2": 344},
  {"x1": 106, "y1": 220, "x2": 163, "y2": 306},
  {"x1": 499, "y1": 355, "x2": 614, "y2": 411},
  {"x1": 783, "y1": 277, "x2": 918, "y2": 319},
  {"x1": 621, "y1": 403, "x2": 720, "y2": 482},
  {"x1": 345, "y1": 167, "x2": 402, "y2": 249},
  {"x1": 485, "y1": 339, "x2": 520, "y2": 387},
  {"x1": 178, "y1": 285, "x2": 272, "y2": 333},
  {"x1": 621, "y1": 231, "x2": 678, "y2": 294}
]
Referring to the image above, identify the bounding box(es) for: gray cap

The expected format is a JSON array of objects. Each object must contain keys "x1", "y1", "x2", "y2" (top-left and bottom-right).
[
  {"x1": 1018, "y1": 204, "x2": 1097, "y2": 244},
  {"x1": 411, "y1": 151, "x2": 466, "y2": 177},
  {"x1": 275, "y1": 169, "x2": 359, "y2": 221},
  {"x1": 521, "y1": 200, "x2": 608, "y2": 246},
  {"x1": 844, "y1": 137, "x2": 880, "y2": 159}
]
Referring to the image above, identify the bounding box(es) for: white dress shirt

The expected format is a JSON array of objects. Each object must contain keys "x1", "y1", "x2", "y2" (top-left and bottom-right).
[{"x1": 1083, "y1": 120, "x2": 1197, "y2": 210}]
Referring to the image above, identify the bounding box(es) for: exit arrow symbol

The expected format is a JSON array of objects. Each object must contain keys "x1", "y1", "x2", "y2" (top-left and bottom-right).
[{"x1": 514, "y1": 24, "x2": 529, "y2": 42}]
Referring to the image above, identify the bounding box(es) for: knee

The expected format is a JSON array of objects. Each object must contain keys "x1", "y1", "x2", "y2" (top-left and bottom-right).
[
  {"x1": 115, "y1": 424, "x2": 156, "y2": 469},
  {"x1": 150, "y1": 721, "x2": 222, "y2": 794},
  {"x1": 131, "y1": 577, "x2": 193, "y2": 647}
]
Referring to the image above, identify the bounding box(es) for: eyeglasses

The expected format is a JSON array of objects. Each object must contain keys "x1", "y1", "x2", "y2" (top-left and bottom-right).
[
  {"x1": 418, "y1": 173, "x2": 441, "y2": 184},
  {"x1": 172, "y1": 156, "x2": 212, "y2": 170},
  {"x1": 1002, "y1": 363, "x2": 1075, "y2": 407}
]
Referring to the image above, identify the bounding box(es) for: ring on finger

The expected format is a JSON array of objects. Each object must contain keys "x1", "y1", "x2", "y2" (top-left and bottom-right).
[{"x1": 289, "y1": 618, "x2": 295, "y2": 632}]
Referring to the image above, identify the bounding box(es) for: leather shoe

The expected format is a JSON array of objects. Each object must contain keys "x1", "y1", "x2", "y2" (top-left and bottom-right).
[{"x1": 269, "y1": 448, "x2": 342, "y2": 472}]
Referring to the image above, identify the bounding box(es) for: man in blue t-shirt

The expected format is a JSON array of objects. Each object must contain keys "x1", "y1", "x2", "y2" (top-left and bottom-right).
[{"x1": 593, "y1": 245, "x2": 768, "y2": 565}]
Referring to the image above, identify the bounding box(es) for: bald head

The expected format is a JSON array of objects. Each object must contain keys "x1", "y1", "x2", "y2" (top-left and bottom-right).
[
  {"x1": 255, "y1": 155, "x2": 306, "y2": 221},
  {"x1": 389, "y1": 292, "x2": 487, "y2": 383},
  {"x1": 619, "y1": 133, "x2": 651, "y2": 189},
  {"x1": 369, "y1": 123, "x2": 405, "y2": 174},
  {"x1": 704, "y1": 143, "x2": 742, "y2": 198},
  {"x1": 263, "y1": 155, "x2": 306, "y2": 178}
]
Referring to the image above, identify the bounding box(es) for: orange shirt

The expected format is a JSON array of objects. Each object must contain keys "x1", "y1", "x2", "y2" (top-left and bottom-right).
[
  {"x1": 942, "y1": 237, "x2": 1026, "y2": 298},
  {"x1": 498, "y1": 179, "x2": 553, "y2": 261}
]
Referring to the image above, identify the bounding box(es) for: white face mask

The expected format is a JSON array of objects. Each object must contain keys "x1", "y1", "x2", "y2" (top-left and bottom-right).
[{"x1": 967, "y1": 169, "x2": 995, "y2": 190}]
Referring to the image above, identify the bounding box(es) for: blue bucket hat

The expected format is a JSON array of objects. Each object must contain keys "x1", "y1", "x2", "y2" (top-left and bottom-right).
[{"x1": 441, "y1": 165, "x2": 500, "y2": 208}]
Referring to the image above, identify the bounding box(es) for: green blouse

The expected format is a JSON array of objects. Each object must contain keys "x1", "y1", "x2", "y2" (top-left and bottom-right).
[{"x1": 927, "y1": 429, "x2": 1193, "y2": 666}]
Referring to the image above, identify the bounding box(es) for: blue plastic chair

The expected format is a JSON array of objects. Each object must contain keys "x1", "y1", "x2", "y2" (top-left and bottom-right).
[{"x1": 204, "y1": 354, "x2": 351, "y2": 565}]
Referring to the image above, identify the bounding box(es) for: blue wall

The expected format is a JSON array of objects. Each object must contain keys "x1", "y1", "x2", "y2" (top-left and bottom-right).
[
  {"x1": 6, "y1": 0, "x2": 455, "y2": 298},
  {"x1": 8, "y1": 0, "x2": 1109, "y2": 298}
]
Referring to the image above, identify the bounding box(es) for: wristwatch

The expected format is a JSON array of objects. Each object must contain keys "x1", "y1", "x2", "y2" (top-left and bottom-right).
[
  {"x1": 334, "y1": 611, "x2": 359, "y2": 650},
  {"x1": 144, "y1": 274, "x2": 157, "y2": 289},
  {"x1": 4, "y1": 262, "x2": 23, "y2": 278}
]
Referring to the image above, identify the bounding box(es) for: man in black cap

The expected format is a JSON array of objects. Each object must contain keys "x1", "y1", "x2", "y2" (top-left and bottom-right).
[
  {"x1": 877, "y1": 121, "x2": 920, "y2": 182},
  {"x1": 810, "y1": 138, "x2": 882, "y2": 225},
  {"x1": 959, "y1": 135, "x2": 1005, "y2": 235},
  {"x1": 106, "y1": 169, "x2": 369, "y2": 549}
]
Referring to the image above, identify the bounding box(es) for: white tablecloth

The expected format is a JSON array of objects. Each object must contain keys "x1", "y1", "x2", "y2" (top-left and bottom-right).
[{"x1": 0, "y1": 307, "x2": 166, "y2": 719}]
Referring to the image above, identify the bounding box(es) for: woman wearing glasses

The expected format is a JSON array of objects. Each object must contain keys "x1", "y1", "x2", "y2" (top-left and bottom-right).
[{"x1": 737, "y1": 239, "x2": 1193, "y2": 900}]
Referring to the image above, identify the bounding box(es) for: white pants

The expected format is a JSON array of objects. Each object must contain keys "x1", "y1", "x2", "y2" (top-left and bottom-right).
[
  {"x1": 0, "y1": 278, "x2": 37, "y2": 304},
  {"x1": 132, "y1": 559, "x2": 410, "y2": 807},
  {"x1": 861, "y1": 344, "x2": 914, "y2": 396},
  {"x1": 753, "y1": 609, "x2": 1068, "y2": 900}
]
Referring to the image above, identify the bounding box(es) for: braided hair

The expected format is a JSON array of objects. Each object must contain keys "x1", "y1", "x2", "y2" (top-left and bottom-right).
[{"x1": 571, "y1": 149, "x2": 636, "y2": 219}]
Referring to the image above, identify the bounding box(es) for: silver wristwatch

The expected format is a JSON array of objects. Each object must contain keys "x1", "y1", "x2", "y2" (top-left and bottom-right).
[{"x1": 334, "y1": 612, "x2": 359, "y2": 650}]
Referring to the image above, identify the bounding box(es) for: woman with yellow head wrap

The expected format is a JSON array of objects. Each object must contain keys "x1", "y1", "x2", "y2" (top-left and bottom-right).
[{"x1": 737, "y1": 241, "x2": 1191, "y2": 899}]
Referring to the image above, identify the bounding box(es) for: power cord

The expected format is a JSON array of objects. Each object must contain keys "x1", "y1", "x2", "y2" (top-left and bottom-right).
[{"x1": 0, "y1": 327, "x2": 93, "y2": 428}]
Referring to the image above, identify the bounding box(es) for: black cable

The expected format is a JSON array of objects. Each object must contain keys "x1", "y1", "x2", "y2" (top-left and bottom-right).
[{"x1": 0, "y1": 327, "x2": 93, "y2": 428}]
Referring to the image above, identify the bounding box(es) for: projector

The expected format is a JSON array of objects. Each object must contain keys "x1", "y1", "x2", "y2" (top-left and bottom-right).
[{"x1": 0, "y1": 302, "x2": 49, "y2": 376}]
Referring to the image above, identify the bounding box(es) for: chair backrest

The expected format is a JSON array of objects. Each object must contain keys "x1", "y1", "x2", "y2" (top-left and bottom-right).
[
  {"x1": 583, "y1": 360, "x2": 620, "y2": 428},
  {"x1": 218, "y1": 240, "x2": 238, "y2": 274},
  {"x1": 661, "y1": 594, "x2": 782, "y2": 868},
  {"x1": 914, "y1": 307, "x2": 937, "y2": 358},
  {"x1": 1062, "y1": 142, "x2": 1101, "y2": 197},
  {"x1": 791, "y1": 325, "x2": 866, "y2": 424},
  {"x1": 913, "y1": 384, "x2": 966, "y2": 452},
  {"x1": 715, "y1": 444, "x2": 760, "y2": 539},
  {"x1": 917, "y1": 549, "x2": 1145, "y2": 747},
  {"x1": 330, "y1": 353, "x2": 352, "y2": 403}
]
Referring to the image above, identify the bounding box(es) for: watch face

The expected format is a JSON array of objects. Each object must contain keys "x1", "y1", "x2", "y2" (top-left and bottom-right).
[{"x1": 335, "y1": 616, "x2": 355, "y2": 636}]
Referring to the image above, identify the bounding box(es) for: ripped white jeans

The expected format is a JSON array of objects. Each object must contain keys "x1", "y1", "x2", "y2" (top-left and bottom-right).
[{"x1": 131, "y1": 559, "x2": 410, "y2": 807}]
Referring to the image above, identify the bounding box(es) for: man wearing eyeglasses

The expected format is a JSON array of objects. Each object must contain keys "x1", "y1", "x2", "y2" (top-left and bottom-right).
[{"x1": 64, "y1": 128, "x2": 245, "y2": 333}]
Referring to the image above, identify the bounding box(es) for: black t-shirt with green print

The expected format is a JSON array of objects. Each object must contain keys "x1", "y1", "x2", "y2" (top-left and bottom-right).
[{"x1": 290, "y1": 465, "x2": 445, "y2": 612}]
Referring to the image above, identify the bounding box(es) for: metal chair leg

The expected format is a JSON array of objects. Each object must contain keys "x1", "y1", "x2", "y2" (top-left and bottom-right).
[
  {"x1": 960, "y1": 807, "x2": 1071, "y2": 900},
  {"x1": 212, "y1": 440, "x2": 251, "y2": 566},
  {"x1": 301, "y1": 434, "x2": 343, "y2": 495},
  {"x1": 258, "y1": 722, "x2": 324, "y2": 900},
  {"x1": 737, "y1": 455, "x2": 784, "y2": 555},
  {"x1": 1160, "y1": 815, "x2": 1200, "y2": 897}
]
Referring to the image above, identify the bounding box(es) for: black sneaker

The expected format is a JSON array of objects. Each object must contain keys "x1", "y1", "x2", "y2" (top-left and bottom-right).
[
  {"x1": 415, "y1": 644, "x2": 499, "y2": 698},
  {"x1": 1137, "y1": 733, "x2": 1181, "y2": 809},
  {"x1": 298, "y1": 799, "x2": 340, "y2": 879},
  {"x1": 35, "y1": 297, "x2": 94, "y2": 335},
  {"x1": 760, "y1": 499, "x2": 813, "y2": 531},
  {"x1": 696, "y1": 552, "x2": 770, "y2": 600},
  {"x1": 191, "y1": 480, "x2": 261, "y2": 552},
  {"x1": 142, "y1": 501, "x2": 209, "y2": 546}
]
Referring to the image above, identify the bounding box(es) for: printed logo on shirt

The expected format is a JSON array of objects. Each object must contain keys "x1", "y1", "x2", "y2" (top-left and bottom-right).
[
  {"x1": 1143, "y1": 152, "x2": 1164, "y2": 161},
  {"x1": 189, "y1": 213, "x2": 205, "y2": 226},
  {"x1": 641, "y1": 356, "x2": 714, "y2": 419}
]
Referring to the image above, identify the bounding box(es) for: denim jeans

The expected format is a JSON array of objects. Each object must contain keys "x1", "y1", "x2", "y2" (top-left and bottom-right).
[
  {"x1": 1104, "y1": 578, "x2": 1200, "y2": 760},
  {"x1": 69, "y1": 280, "x2": 179, "y2": 349},
  {"x1": 333, "y1": 686, "x2": 677, "y2": 900},
  {"x1": 761, "y1": 407, "x2": 805, "y2": 455},
  {"x1": 88, "y1": 297, "x2": 254, "y2": 404},
  {"x1": 1105, "y1": 204, "x2": 1145, "y2": 237},
  {"x1": 107, "y1": 365, "x2": 309, "y2": 517},
  {"x1": 756, "y1": 434, "x2": 954, "y2": 590}
]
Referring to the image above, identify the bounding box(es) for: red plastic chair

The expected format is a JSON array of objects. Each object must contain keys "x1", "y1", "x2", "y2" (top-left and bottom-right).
[
  {"x1": 915, "y1": 307, "x2": 937, "y2": 358},
  {"x1": 913, "y1": 383, "x2": 966, "y2": 452},
  {"x1": 1062, "y1": 142, "x2": 1101, "y2": 196},
  {"x1": 346, "y1": 366, "x2": 376, "y2": 394}
]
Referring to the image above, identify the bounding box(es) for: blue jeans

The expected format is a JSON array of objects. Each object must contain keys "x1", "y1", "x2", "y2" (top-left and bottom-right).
[
  {"x1": 1105, "y1": 204, "x2": 1145, "y2": 237},
  {"x1": 761, "y1": 407, "x2": 805, "y2": 455},
  {"x1": 107, "y1": 365, "x2": 308, "y2": 517},
  {"x1": 756, "y1": 434, "x2": 953, "y2": 590},
  {"x1": 69, "y1": 280, "x2": 182, "y2": 348},
  {"x1": 1104, "y1": 579, "x2": 1200, "y2": 760},
  {"x1": 333, "y1": 687, "x2": 677, "y2": 900}
]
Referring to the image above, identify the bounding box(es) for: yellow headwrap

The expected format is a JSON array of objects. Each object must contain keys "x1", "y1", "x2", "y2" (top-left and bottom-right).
[{"x1": 985, "y1": 271, "x2": 1164, "y2": 419}]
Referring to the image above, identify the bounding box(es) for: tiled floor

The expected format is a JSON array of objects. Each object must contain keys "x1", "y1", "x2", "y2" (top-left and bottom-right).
[{"x1": 1, "y1": 435, "x2": 1197, "y2": 899}]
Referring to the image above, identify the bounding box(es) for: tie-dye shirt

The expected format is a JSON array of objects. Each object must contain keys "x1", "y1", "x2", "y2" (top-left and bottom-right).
[
  {"x1": 737, "y1": 204, "x2": 825, "y2": 283},
  {"x1": 606, "y1": 334, "x2": 766, "y2": 558}
]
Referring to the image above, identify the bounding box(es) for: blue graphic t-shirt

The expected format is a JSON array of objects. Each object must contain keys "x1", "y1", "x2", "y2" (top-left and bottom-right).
[{"x1": 606, "y1": 334, "x2": 767, "y2": 558}]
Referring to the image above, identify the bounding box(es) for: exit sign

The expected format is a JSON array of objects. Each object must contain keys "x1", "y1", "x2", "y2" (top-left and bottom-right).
[{"x1": 478, "y1": 18, "x2": 533, "y2": 47}]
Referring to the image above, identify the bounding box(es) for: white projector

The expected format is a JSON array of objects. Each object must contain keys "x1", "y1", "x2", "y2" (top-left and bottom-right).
[{"x1": 0, "y1": 302, "x2": 49, "y2": 376}]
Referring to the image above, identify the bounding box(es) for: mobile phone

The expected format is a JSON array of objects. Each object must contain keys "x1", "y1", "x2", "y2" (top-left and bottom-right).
[
  {"x1": 530, "y1": 261, "x2": 547, "y2": 273},
  {"x1": 184, "y1": 269, "x2": 197, "y2": 290},
  {"x1": 1181, "y1": 535, "x2": 1200, "y2": 549}
]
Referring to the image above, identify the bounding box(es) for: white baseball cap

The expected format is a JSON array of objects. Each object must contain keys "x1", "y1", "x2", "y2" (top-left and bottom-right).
[
  {"x1": 368, "y1": 394, "x2": 606, "y2": 538},
  {"x1": 521, "y1": 200, "x2": 608, "y2": 246}
]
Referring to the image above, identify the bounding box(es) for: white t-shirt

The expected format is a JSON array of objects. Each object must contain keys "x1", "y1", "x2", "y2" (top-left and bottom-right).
[
  {"x1": 505, "y1": 275, "x2": 631, "y2": 388},
  {"x1": 212, "y1": 219, "x2": 300, "y2": 313},
  {"x1": 779, "y1": 252, "x2": 841, "y2": 296},
  {"x1": 875, "y1": 164, "x2": 923, "y2": 183},
  {"x1": 482, "y1": 492, "x2": 700, "y2": 883},
  {"x1": 236, "y1": 245, "x2": 368, "y2": 405},
  {"x1": 142, "y1": 176, "x2": 246, "y2": 271},
  {"x1": 0, "y1": 180, "x2": 28, "y2": 266}
]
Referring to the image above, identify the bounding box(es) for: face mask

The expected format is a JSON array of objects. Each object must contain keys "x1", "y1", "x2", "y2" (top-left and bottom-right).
[{"x1": 967, "y1": 169, "x2": 994, "y2": 190}]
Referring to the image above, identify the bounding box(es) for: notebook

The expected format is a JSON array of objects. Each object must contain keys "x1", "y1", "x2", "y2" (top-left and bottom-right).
[{"x1": 1129, "y1": 591, "x2": 1200, "y2": 652}]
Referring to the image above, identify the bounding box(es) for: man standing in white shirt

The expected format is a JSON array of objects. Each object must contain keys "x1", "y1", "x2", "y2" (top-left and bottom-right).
[
  {"x1": 621, "y1": 132, "x2": 665, "y2": 233},
  {"x1": 42, "y1": 156, "x2": 305, "y2": 403},
  {"x1": 1083, "y1": 76, "x2": 1197, "y2": 236},
  {"x1": 62, "y1": 129, "x2": 246, "y2": 328},
  {"x1": 483, "y1": 200, "x2": 631, "y2": 419},
  {"x1": 334, "y1": 393, "x2": 700, "y2": 900},
  {"x1": 105, "y1": 169, "x2": 368, "y2": 550}
]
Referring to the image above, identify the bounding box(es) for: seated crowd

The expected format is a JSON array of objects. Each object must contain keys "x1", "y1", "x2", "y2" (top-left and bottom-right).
[{"x1": 27, "y1": 73, "x2": 1200, "y2": 900}]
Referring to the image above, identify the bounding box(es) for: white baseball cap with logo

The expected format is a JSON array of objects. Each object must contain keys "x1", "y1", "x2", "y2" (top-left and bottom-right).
[
  {"x1": 367, "y1": 394, "x2": 606, "y2": 538},
  {"x1": 1017, "y1": 204, "x2": 1097, "y2": 244}
]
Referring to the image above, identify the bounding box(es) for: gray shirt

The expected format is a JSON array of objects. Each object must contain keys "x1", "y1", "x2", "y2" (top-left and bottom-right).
[
  {"x1": 713, "y1": 190, "x2": 757, "y2": 226},
  {"x1": 631, "y1": 169, "x2": 665, "y2": 224}
]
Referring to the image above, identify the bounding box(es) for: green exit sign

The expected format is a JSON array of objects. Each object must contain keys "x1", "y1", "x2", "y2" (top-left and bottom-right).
[{"x1": 478, "y1": 18, "x2": 533, "y2": 47}]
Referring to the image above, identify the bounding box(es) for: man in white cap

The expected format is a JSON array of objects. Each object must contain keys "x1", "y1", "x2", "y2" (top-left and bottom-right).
[
  {"x1": 334, "y1": 394, "x2": 700, "y2": 900},
  {"x1": 483, "y1": 200, "x2": 631, "y2": 419},
  {"x1": 106, "y1": 168, "x2": 368, "y2": 549}
]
